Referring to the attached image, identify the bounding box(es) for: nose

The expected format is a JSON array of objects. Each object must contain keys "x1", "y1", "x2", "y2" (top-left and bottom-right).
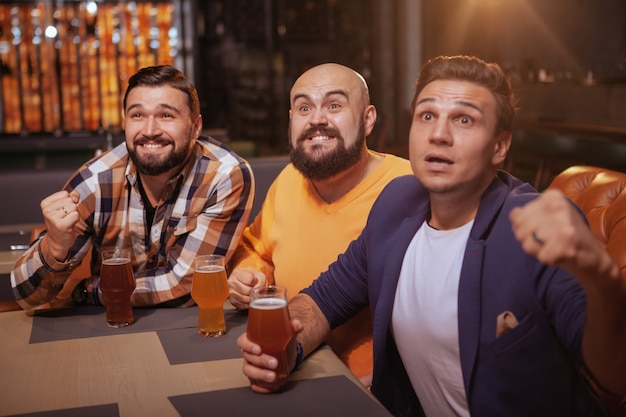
[
  {"x1": 429, "y1": 118, "x2": 452, "y2": 145},
  {"x1": 307, "y1": 108, "x2": 329, "y2": 127},
  {"x1": 141, "y1": 116, "x2": 163, "y2": 138}
]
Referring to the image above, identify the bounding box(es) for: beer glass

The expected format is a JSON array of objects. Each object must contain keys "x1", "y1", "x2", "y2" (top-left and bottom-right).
[
  {"x1": 100, "y1": 248, "x2": 135, "y2": 327},
  {"x1": 247, "y1": 285, "x2": 294, "y2": 385},
  {"x1": 192, "y1": 254, "x2": 229, "y2": 337}
]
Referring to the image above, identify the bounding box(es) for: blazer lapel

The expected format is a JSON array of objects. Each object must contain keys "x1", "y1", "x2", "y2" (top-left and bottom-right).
[
  {"x1": 373, "y1": 213, "x2": 426, "y2": 358},
  {"x1": 457, "y1": 237, "x2": 486, "y2": 396},
  {"x1": 457, "y1": 174, "x2": 514, "y2": 396}
]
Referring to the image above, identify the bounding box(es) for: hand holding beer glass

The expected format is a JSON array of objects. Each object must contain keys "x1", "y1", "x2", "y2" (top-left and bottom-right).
[
  {"x1": 192, "y1": 254, "x2": 229, "y2": 337},
  {"x1": 100, "y1": 248, "x2": 135, "y2": 327},
  {"x1": 247, "y1": 285, "x2": 294, "y2": 386}
]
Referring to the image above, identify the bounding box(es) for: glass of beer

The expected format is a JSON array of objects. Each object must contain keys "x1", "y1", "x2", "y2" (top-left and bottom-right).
[
  {"x1": 100, "y1": 248, "x2": 135, "y2": 328},
  {"x1": 247, "y1": 285, "x2": 294, "y2": 385},
  {"x1": 191, "y1": 254, "x2": 229, "y2": 337}
]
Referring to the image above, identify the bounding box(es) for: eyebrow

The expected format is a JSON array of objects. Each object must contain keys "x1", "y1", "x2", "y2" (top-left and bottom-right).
[
  {"x1": 292, "y1": 89, "x2": 349, "y2": 103},
  {"x1": 416, "y1": 97, "x2": 482, "y2": 113},
  {"x1": 126, "y1": 103, "x2": 182, "y2": 114}
]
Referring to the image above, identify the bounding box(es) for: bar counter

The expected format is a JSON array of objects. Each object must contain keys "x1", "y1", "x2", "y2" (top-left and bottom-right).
[
  {"x1": 0, "y1": 305, "x2": 391, "y2": 417},
  {"x1": 0, "y1": 224, "x2": 35, "y2": 275}
]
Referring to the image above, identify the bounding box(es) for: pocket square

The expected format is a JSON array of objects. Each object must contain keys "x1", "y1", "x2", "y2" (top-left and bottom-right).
[{"x1": 496, "y1": 310, "x2": 519, "y2": 338}]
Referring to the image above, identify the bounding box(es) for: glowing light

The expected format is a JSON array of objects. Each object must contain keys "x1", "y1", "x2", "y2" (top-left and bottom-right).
[
  {"x1": 45, "y1": 26, "x2": 59, "y2": 39},
  {"x1": 86, "y1": 2, "x2": 98, "y2": 15}
]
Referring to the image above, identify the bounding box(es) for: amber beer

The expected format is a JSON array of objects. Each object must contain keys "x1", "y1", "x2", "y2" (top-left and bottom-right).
[
  {"x1": 247, "y1": 286, "x2": 294, "y2": 385},
  {"x1": 192, "y1": 255, "x2": 229, "y2": 337},
  {"x1": 100, "y1": 249, "x2": 135, "y2": 328}
]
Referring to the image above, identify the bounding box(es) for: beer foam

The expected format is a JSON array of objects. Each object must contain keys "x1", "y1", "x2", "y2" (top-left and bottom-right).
[
  {"x1": 196, "y1": 265, "x2": 225, "y2": 272},
  {"x1": 250, "y1": 298, "x2": 287, "y2": 310},
  {"x1": 102, "y1": 257, "x2": 131, "y2": 265}
]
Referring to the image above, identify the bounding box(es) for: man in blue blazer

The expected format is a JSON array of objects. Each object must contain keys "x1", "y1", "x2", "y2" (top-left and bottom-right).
[{"x1": 237, "y1": 55, "x2": 626, "y2": 416}]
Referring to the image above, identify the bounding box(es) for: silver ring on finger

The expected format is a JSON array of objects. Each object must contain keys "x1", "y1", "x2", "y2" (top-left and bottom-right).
[
  {"x1": 62, "y1": 206, "x2": 68, "y2": 215},
  {"x1": 532, "y1": 231, "x2": 544, "y2": 246}
]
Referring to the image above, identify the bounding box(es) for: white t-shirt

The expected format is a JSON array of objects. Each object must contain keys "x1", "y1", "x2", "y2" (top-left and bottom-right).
[{"x1": 392, "y1": 220, "x2": 473, "y2": 417}]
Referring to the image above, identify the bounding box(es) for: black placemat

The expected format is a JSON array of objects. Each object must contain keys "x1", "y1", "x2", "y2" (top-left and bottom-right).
[
  {"x1": 5, "y1": 403, "x2": 118, "y2": 417},
  {"x1": 29, "y1": 305, "x2": 246, "y2": 345},
  {"x1": 29, "y1": 305, "x2": 250, "y2": 365},
  {"x1": 29, "y1": 306, "x2": 196, "y2": 343},
  {"x1": 156, "y1": 310, "x2": 248, "y2": 365},
  {"x1": 168, "y1": 375, "x2": 392, "y2": 417}
]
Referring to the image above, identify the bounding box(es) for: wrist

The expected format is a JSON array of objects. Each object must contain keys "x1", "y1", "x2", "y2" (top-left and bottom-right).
[
  {"x1": 43, "y1": 235, "x2": 70, "y2": 262},
  {"x1": 39, "y1": 237, "x2": 70, "y2": 273},
  {"x1": 292, "y1": 341, "x2": 303, "y2": 372}
]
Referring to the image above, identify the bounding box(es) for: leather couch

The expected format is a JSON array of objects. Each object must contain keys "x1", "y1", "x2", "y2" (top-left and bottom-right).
[
  {"x1": 548, "y1": 165, "x2": 626, "y2": 417},
  {"x1": 548, "y1": 165, "x2": 626, "y2": 281}
]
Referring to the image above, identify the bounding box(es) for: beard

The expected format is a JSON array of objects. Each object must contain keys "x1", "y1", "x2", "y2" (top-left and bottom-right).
[
  {"x1": 128, "y1": 138, "x2": 192, "y2": 176},
  {"x1": 288, "y1": 119, "x2": 366, "y2": 181}
]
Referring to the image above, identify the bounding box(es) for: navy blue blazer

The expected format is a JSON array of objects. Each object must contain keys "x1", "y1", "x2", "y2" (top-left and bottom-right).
[{"x1": 304, "y1": 171, "x2": 607, "y2": 417}]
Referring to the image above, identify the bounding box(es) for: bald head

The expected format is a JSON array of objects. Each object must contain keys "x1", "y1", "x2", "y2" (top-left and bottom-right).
[
  {"x1": 290, "y1": 63, "x2": 370, "y2": 109},
  {"x1": 287, "y1": 63, "x2": 377, "y2": 182}
]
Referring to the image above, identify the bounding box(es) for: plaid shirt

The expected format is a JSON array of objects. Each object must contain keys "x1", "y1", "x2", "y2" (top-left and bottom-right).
[{"x1": 11, "y1": 136, "x2": 254, "y2": 308}]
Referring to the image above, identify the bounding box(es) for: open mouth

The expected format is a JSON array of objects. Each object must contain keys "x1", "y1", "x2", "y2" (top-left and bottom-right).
[
  {"x1": 308, "y1": 135, "x2": 334, "y2": 141},
  {"x1": 297, "y1": 126, "x2": 341, "y2": 144},
  {"x1": 142, "y1": 143, "x2": 166, "y2": 149},
  {"x1": 427, "y1": 156, "x2": 452, "y2": 164},
  {"x1": 136, "y1": 140, "x2": 172, "y2": 150}
]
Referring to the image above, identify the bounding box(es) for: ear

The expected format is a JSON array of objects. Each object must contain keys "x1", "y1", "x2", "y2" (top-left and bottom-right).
[
  {"x1": 492, "y1": 130, "x2": 512, "y2": 166},
  {"x1": 192, "y1": 115, "x2": 203, "y2": 138},
  {"x1": 363, "y1": 105, "x2": 377, "y2": 137}
]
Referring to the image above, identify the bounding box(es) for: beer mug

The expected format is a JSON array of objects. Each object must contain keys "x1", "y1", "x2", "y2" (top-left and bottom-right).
[
  {"x1": 191, "y1": 254, "x2": 229, "y2": 337},
  {"x1": 247, "y1": 285, "x2": 294, "y2": 385},
  {"x1": 100, "y1": 248, "x2": 135, "y2": 327}
]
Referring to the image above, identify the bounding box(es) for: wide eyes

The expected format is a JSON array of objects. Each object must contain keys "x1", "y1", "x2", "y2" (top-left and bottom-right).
[
  {"x1": 128, "y1": 112, "x2": 175, "y2": 119},
  {"x1": 295, "y1": 100, "x2": 343, "y2": 113},
  {"x1": 298, "y1": 103, "x2": 341, "y2": 113},
  {"x1": 417, "y1": 111, "x2": 474, "y2": 126}
]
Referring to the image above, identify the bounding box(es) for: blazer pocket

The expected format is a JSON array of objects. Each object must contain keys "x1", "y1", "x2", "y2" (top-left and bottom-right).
[{"x1": 490, "y1": 311, "x2": 537, "y2": 354}]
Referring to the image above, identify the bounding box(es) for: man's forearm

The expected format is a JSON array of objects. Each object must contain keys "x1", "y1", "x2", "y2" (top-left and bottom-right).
[{"x1": 289, "y1": 293, "x2": 331, "y2": 357}]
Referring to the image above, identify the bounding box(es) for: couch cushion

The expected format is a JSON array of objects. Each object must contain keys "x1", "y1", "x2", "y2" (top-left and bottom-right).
[{"x1": 548, "y1": 165, "x2": 626, "y2": 280}]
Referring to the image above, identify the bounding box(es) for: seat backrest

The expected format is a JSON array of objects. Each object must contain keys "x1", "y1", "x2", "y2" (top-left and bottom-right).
[{"x1": 247, "y1": 156, "x2": 290, "y2": 222}]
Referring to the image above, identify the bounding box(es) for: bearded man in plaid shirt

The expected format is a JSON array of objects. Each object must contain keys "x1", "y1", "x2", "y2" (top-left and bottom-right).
[{"x1": 11, "y1": 65, "x2": 254, "y2": 309}]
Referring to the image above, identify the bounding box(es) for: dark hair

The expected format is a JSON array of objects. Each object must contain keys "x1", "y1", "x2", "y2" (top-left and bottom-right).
[
  {"x1": 123, "y1": 65, "x2": 200, "y2": 121},
  {"x1": 411, "y1": 55, "x2": 517, "y2": 133}
]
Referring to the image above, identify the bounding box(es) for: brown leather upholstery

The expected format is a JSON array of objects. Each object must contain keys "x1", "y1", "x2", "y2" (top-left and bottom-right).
[
  {"x1": 548, "y1": 165, "x2": 626, "y2": 417},
  {"x1": 548, "y1": 165, "x2": 626, "y2": 280}
]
